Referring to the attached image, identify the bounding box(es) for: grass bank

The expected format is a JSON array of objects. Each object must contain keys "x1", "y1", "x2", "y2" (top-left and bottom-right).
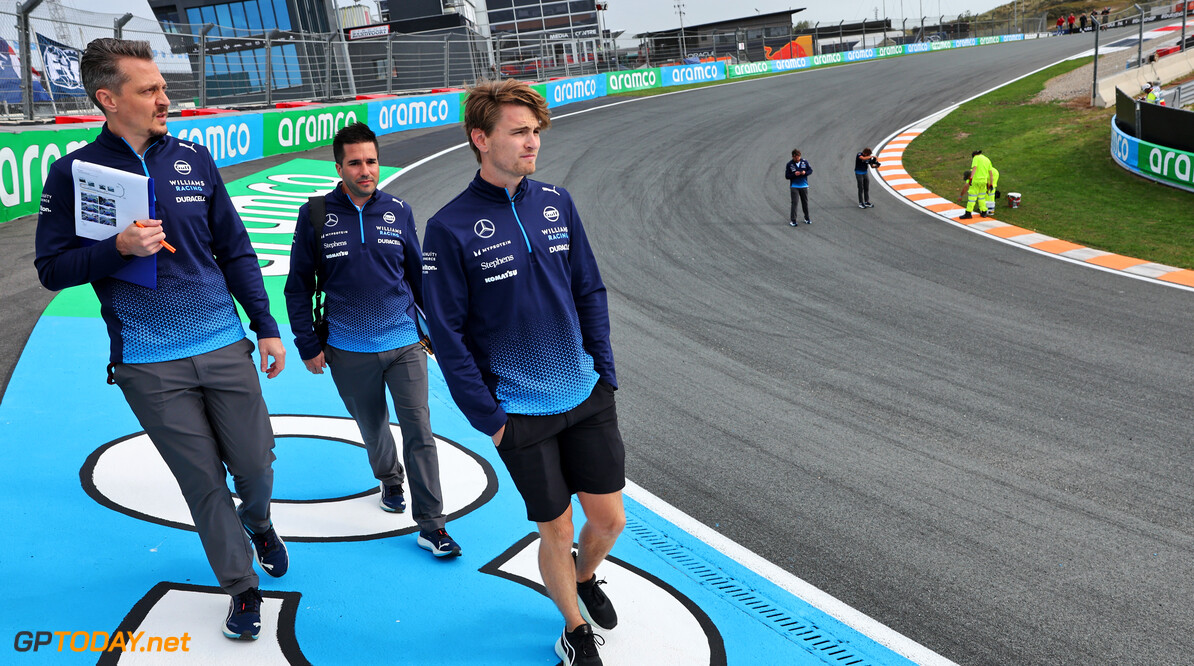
[{"x1": 902, "y1": 58, "x2": 1194, "y2": 270}]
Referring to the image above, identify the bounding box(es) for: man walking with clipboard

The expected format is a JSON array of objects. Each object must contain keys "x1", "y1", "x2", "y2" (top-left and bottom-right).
[{"x1": 35, "y1": 38, "x2": 287, "y2": 641}]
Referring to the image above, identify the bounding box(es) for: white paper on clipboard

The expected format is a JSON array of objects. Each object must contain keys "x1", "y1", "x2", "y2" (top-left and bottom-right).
[{"x1": 72, "y1": 160, "x2": 152, "y2": 241}]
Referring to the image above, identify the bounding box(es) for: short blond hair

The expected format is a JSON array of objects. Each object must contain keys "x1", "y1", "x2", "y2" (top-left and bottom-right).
[{"x1": 464, "y1": 79, "x2": 551, "y2": 163}]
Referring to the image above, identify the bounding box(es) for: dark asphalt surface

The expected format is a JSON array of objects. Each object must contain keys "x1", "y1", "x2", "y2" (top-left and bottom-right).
[{"x1": 4, "y1": 29, "x2": 1190, "y2": 665}]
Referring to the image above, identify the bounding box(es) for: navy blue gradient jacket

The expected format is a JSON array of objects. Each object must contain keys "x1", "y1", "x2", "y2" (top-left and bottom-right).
[
  {"x1": 35, "y1": 124, "x2": 278, "y2": 364},
  {"x1": 283, "y1": 185, "x2": 422, "y2": 361},
  {"x1": 422, "y1": 173, "x2": 615, "y2": 436}
]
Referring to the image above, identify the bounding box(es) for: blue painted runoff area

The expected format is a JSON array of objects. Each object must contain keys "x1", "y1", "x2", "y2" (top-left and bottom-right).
[{"x1": 1, "y1": 314, "x2": 929, "y2": 664}]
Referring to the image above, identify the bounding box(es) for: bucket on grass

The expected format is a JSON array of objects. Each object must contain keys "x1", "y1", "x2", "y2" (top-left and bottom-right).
[{"x1": 1007, "y1": 192, "x2": 1021, "y2": 208}]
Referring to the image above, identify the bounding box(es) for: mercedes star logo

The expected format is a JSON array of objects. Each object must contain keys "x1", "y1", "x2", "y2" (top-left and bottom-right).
[
  {"x1": 474, "y1": 219, "x2": 495, "y2": 238},
  {"x1": 325, "y1": 213, "x2": 339, "y2": 228}
]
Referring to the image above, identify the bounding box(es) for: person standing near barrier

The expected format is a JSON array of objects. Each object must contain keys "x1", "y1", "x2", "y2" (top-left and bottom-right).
[
  {"x1": 1056, "y1": 16, "x2": 1065, "y2": 35},
  {"x1": 1079, "y1": 12, "x2": 1088, "y2": 32},
  {"x1": 786, "y1": 148, "x2": 813, "y2": 225},
  {"x1": 1067, "y1": 13, "x2": 1076, "y2": 34},
  {"x1": 421, "y1": 79, "x2": 626, "y2": 666},
  {"x1": 35, "y1": 38, "x2": 287, "y2": 641},
  {"x1": 854, "y1": 148, "x2": 878, "y2": 209},
  {"x1": 283, "y1": 122, "x2": 461, "y2": 559}
]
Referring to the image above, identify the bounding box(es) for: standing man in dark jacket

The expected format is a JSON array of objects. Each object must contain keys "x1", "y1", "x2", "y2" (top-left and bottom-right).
[
  {"x1": 284, "y1": 122, "x2": 460, "y2": 558},
  {"x1": 786, "y1": 148, "x2": 813, "y2": 225},
  {"x1": 854, "y1": 148, "x2": 878, "y2": 209},
  {"x1": 35, "y1": 38, "x2": 286, "y2": 641},
  {"x1": 422, "y1": 79, "x2": 624, "y2": 666}
]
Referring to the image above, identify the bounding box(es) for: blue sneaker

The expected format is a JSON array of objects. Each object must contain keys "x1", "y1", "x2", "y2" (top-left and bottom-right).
[
  {"x1": 379, "y1": 483, "x2": 406, "y2": 513},
  {"x1": 223, "y1": 588, "x2": 262, "y2": 640},
  {"x1": 245, "y1": 524, "x2": 288, "y2": 578},
  {"x1": 417, "y1": 528, "x2": 462, "y2": 558}
]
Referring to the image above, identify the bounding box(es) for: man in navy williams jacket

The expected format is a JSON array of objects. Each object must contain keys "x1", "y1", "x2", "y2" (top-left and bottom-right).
[
  {"x1": 284, "y1": 122, "x2": 460, "y2": 558},
  {"x1": 35, "y1": 38, "x2": 286, "y2": 641},
  {"x1": 422, "y1": 80, "x2": 624, "y2": 666}
]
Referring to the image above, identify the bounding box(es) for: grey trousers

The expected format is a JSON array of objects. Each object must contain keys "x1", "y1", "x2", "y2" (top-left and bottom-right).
[
  {"x1": 790, "y1": 186, "x2": 809, "y2": 221},
  {"x1": 855, "y1": 172, "x2": 870, "y2": 204},
  {"x1": 114, "y1": 338, "x2": 275, "y2": 596},
  {"x1": 326, "y1": 342, "x2": 445, "y2": 532}
]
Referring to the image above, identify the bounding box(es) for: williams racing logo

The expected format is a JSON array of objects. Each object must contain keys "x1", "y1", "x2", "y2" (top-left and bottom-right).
[
  {"x1": 173, "y1": 160, "x2": 192, "y2": 175},
  {"x1": 474, "y1": 219, "x2": 495, "y2": 239}
]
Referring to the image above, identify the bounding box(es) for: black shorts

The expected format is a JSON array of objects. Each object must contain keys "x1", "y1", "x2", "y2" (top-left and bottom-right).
[{"x1": 496, "y1": 380, "x2": 626, "y2": 523}]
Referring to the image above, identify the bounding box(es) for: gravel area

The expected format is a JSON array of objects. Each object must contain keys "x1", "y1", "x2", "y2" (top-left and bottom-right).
[{"x1": 1035, "y1": 30, "x2": 1187, "y2": 102}]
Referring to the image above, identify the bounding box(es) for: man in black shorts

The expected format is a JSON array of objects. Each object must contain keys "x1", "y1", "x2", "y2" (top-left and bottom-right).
[{"x1": 422, "y1": 79, "x2": 625, "y2": 666}]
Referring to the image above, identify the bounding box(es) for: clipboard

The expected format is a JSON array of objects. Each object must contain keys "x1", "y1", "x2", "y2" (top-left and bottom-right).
[{"x1": 72, "y1": 160, "x2": 158, "y2": 289}]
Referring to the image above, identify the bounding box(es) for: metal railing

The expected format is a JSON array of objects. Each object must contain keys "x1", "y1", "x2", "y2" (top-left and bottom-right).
[
  {"x1": 630, "y1": 13, "x2": 1050, "y2": 68},
  {"x1": 1, "y1": 6, "x2": 493, "y2": 121}
]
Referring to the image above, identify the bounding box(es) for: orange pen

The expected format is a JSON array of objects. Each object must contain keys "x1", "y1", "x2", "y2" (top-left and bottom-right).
[{"x1": 134, "y1": 221, "x2": 176, "y2": 253}]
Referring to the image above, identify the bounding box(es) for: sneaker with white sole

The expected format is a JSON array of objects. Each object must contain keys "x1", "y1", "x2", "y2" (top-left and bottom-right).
[
  {"x1": 379, "y1": 483, "x2": 406, "y2": 513},
  {"x1": 417, "y1": 528, "x2": 462, "y2": 558},
  {"x1": 245, "y1": 524, "x2": 288, "y2": 577},
  {"x1": 555, "y1": 623, "x2": 604, "y2": 665},
  {"x1": 223, "y1": 587, "x2": 262, "y2": 640}
]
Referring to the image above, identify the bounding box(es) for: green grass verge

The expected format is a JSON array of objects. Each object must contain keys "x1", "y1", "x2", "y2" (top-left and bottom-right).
[{"x1": 902, "y1": 58, "x2": 1194, "y2": 270}]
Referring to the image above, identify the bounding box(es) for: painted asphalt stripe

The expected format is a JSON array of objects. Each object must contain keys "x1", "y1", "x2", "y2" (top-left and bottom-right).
[{"x1": 871, "y1": 33, "x2": 1194, "y2": 294}]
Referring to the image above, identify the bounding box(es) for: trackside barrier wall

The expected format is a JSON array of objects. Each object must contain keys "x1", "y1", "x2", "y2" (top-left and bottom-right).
[
  {"x1": 1111, "y1": 116, "x2": 1194, "y2": 193},
  {"x1": 1, "y1": 33, "x2": 1028, "y2": 224}
]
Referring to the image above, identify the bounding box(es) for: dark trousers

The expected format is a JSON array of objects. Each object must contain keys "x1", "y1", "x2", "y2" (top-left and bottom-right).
[
  {"x1": 856, "y1": 172, "x2": 870, "y2": 204},
  {"x1": 114, "y1": 338, "x2": 275, "y2": 596},
  {"x1": 326, "y1": 342, "x2": 445, "y2": 532},
  {"x1": 790, "y1": 187, "x2": 809, "y2": 222}
]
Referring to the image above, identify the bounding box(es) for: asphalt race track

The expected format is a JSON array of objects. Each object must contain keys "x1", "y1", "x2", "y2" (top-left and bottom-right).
[{"x1": 3, "y1": 27, "x2": 1191, "y2": 665}]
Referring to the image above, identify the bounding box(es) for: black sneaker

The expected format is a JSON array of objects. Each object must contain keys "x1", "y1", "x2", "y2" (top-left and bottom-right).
[
  {"x1": 577, "y1": 573, "x2": 618, "y2": 630},
  {"x1": 223, "y1": 588, "x2": 262, "y2": 640},
  {"x1": 864, "y1": 202, "x2": 874, "y2": 208},
  {"x1": 417, "y1": 528, "x2": 462, "y2": 558},
  {"x1": 555, "y1": 623, "x2": 604, "y2": 665},
  {"x1": 858, "y1": 203, "x2": 867, "y2": 209},
  {"x1": 788, "y1": 220, "x2": 798, "y2": 227},
  {"x1": 245, "y1": 524, "x2": 288, "y2": 577},
  {"x1": 379, "y1": 483, "x2": 406, "y2": 513},
  {"x1": 804, "y1": 218, "x2": 812, "y2": 224},
  {"x1": 959, "y1": 211, "x2": 973, "y2": 219}
]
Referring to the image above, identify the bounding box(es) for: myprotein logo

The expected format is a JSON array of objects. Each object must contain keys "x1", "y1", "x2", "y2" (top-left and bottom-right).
[
  {"x1": 608, "y1": 70, "x2": 658, "y2": 92},
  {"x1": 173, "y1": 160, "x2": 191, "y2": 175},
  {"x1": 543, "y1": 206, "x2": 559, "y2": 222}
]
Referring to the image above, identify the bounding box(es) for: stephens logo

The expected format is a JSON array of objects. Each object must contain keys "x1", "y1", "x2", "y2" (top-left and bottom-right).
[
  {"x1": 543, "y1": 206, "x2": 559, "y2": 222},
  {"x1": 383, "y1": 211, "x2": 396, "y2": 224},
  {"x1": 474, "y1": 219, "x2": 495, "y2": 239},
  {"x1": 173, "y1": 160, "x2": 192, "y2": 175},
  {"x1": 324, "y1": 213, "x2": 339, "y2": 228}
]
